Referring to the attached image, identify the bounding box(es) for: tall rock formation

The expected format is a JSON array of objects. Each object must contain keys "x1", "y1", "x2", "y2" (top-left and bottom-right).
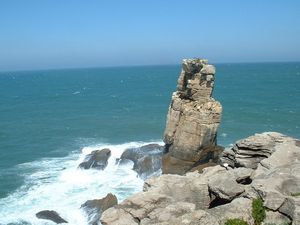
[{"x1": 162, "y1": 58, "x2": 222, "y2": 174}]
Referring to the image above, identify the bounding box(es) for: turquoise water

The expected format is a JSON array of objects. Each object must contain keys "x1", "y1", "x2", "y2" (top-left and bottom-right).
[{"x1": 0, "y1": 63, "x2": 299, "y2": 224}]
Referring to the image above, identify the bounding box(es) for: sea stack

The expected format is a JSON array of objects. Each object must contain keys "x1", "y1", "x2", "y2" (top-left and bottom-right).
[{"x1": 162, "y1": 58, "x2": 222, "y2": 174}]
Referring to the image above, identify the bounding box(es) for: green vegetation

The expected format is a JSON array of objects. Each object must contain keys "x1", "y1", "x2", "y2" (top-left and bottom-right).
[
  {"x1": 224, "y1": 218, "x2": 249, "y2": 225},
  {"x1": 291, "y1": 192, "x2": 300, "y2": 197},
  {"x1": 252, "y1": 198, "x2": 266, "y2": 225}
]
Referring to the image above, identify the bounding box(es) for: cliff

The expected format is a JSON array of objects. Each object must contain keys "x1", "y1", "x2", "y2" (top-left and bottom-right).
[
  {"x1": 101, "y1": 132, "x2": 300, "y2": 225},
  {"x1": 163, "y1": 59, "x2": 222, "y2": 174},
  {"x1": 99, "y1": 59, "x2": 300, "y2": 225}
]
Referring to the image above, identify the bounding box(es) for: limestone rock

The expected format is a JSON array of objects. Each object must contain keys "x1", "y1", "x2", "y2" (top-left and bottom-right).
[
  {"x1": 207, "y1": 198, "x2": 254, "y2": 225},
  {"x1": 230, "y1": 167, "x2": 254, "y2": 184},
  {"x1": 220, "y1": 132, "x2": 295, "y2": 169},
  {"x1": 79, "y1": 148, "x2": 111, "y2": 170},
  {"x1": 100, "y1": 132, "x2": 300, "y2": 225},
  {"x1": 101, "y1": 192, "x2": 172, "y2": 225},
  {"x1": 208, "y1": 171, "x2": 245, "y2": 201},
  {"x1": 101, "y1": 172, "x2": 211, "y2": 225},
  {"x1": 36, "y1": 210, "x2": 67, "y2": 224},
  {"x1": 264, "y1": 210, "x2": 291, "y2": 225},
  {"x1": 81, "y1": 193, "x2": 117, "y2": 225},
  {"x1": 120, "y1": 144, "x2": 164, "y2": 179},
  {"x1": 163, "y1": 58, "x2": 222, "y2": 174},
  {"x1": 144, "y1": 172, "x2": 211, "y2": 209},
  {"x1": 153, "y1": 210, "x2": 220, "y2": 225},
  {"x1": 246, "y1": 134, "x2": 300, "y2": 223},
  {"x1": 139, "y1": 202, "x2": 196, "y2": 225}
]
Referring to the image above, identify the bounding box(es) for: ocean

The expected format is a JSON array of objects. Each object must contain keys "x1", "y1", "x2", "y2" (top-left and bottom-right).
[{"x1": 0, "y1": 62, "x2": 299, "y2": 224}]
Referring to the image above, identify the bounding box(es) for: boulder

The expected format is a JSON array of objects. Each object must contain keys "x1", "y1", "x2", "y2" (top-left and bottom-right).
[
  {"x1": 81, "y1": 193, "x2": 117, "y2": 225},
  {"x1": 120, "y1": 144, "x2": 164, "y2": 179},
  {"x1": 101, "y1": 192, "x2": 173, "y2": 225},
  {"x1": 36, "y1": 210, "x2": 67, "y2": 224},
  {"x1": 264, "y1": 210, "x2": 291, "y2": 225},
  {"x1": 220, "y1": 132, "x2": 294, "y2": 169},
  {"x1": 152, "y1": 210, "x2": 220, "y2": 225},
  {"x1": 101, "y1": 172, "x2": 211, "y2": 224},
  {"x1": 101, "y1": 132, "x2": 300, "y2": 225},
  {"x1": 79, "y1": 148, "x2": 111, "y2": 170},
  {"x1": 208, "y1": 171, "x2": 245, "y2": 201},
  {"x1": 163, "y1": 58, "x2": 222, "y2": 175},
  {"x1": 207, "y1": 198, "x2": 254, "y2": 225}
]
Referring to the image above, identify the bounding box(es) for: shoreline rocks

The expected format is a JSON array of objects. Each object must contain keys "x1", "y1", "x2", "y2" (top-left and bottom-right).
[
  {"x1": 81, "y1": 193, "x2": 118, "y2": 225},
  {"x1": 100, "y1": 132, "x2": 300, "y2": 225},
  {"x1": 36, "y1": 210, "x2": 68, "y2": 224},
  {"x1": 120, "y1": 144, "x2": 164, "y2": 179},
  {"x1": 162, "y1": 59, "x2": 222, "y2": 174},
  {"x1": 97, "y1": 59, "x2": 300, "y2": 224},
  {"x1": 79, "y1": 148, "x2": 111, "y2": 170}
]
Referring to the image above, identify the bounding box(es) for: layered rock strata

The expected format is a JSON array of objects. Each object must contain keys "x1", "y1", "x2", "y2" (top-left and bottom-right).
[
  {"x1": 100, "y1": 132, "x2": 300, "y2": 225},
  {"x1": 163, "y1": 59, "x2": 222, "y2": 174},
  {"x1": 219, "y1": 132, "x2": 292, "y2": 169}
]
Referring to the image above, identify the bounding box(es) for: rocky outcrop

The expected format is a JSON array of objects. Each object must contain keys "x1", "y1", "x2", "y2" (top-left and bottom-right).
[
  {"x1": 100, "y1": 132, "x2": 300, "y2": 225},
  {"x1": 36, "y1": 210, "x2": 68, "y2": 224},
  {"x1": 162, "y1": 59, "x2": 222, "y2": 174},
  {"x1": 79, "y1": 148, "x2": 111, "y2": 170},
  {"x1": 219, "y1": 132, "x2": 292, "y2": 169},
  {"x1": 81, "y1": 193, "x2": 118, "y2": 225},
  {"x1": 120, "y1": 144, "x2": 164, "y2": 179}
]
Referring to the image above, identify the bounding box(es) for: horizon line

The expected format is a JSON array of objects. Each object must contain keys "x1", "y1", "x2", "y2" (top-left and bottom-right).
[{"x1": 1, "y1": 60, "x2": 300, "y2": 73}]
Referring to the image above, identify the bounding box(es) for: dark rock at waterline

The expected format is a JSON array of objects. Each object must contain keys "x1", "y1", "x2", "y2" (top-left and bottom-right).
[
  {"x1": 120, "y1": 144, "x2": 164, "y2": 179},
  {"x1": 36, "y1": 210, "x2": 68, "y2": 224},
  {"x1": 81, "y1": 193, "x2": 118, "y2": 225},
  {"x1": 79, "y1": 148, "x2": 111, "y2": 170}
]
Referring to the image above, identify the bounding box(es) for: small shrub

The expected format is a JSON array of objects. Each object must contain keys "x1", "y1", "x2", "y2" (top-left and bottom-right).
[
  {"x1": 252, "y1": 198, "x2": 266, "y2": 225},
  {"x1": 224, "y1": 218, "x2": 249, "y2": 225},
  {"x1": 291, "y1": 192, "x2": 300, "y2": 197}
]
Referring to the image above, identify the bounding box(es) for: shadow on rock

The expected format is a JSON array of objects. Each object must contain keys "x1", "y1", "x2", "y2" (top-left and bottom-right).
[
  {"x1": 36, "y1": 210, "x2": 67, "y2": 224},
  {"x1": 119, "y1": 144, "x2": 164, "y2": 179},
  {"x1": 79, "y1": 148, "x2": 111, "y2": 170},
  {"x1": 81, "y1": 193, "x2": 118, "y2": 225}
]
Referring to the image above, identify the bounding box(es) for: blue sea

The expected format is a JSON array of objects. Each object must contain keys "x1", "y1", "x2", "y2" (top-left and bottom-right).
[{"x1": 0, "y1": 62, "x2": 299, "y2": 224}]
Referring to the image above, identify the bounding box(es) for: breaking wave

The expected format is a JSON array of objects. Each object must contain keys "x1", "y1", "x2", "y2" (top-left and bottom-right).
[{"x1": 0, "y1": 141, "x2": 162, "y2": 225}]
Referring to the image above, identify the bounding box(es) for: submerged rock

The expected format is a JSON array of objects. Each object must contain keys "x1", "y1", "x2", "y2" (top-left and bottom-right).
[
  {"x1": 79, "y1": 148, "x2": 111, "y2": 170},
  {"x1": 162, "y1": 58, "x2": 222, "y2": 175},
  {"x1": 120, "y1": 144, "x2": 164, "y2": 179},
  {"x1": 81, "y1": 193, "x2": 118, "y2": 225},
  {"x1": 36, "y1": 210, "x2": 67, "y2": 224}
]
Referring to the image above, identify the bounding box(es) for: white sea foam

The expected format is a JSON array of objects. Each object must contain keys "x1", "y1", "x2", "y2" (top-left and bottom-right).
[
  {"x1": 0, "y1": 141, "x2": 162, "y2": 225},
  {"x1": 221, "y1": 133, "x2": 227, "y2": 137}
]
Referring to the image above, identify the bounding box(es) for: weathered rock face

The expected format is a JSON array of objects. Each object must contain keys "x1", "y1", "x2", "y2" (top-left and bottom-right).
[
  {"x1": 100, "y1": 132, "x2": 300, "y2": 225},
  {"x1": 163, "y1": 59, "x2": 222, "y2": 174},
  {"x1": 120, "y1": 144, "x2": 164, "y2": 179},
  {"x1": 220, "y1": 132, "x2": 296, "y2": 169},
  {"x1": 36, "y1": 210, "x2": 68, "y2": 224},
  {"x1": 79, "y1": 148, "x2": 111, "y2": 170},
  {"x1": 81, "y1": 193, "x2": 118, "y2": 225}
]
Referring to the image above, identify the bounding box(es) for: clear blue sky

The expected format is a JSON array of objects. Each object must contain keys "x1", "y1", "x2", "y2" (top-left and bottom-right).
[{"x1": 1, "y1": 0, "x2": 300, "y2": 71}]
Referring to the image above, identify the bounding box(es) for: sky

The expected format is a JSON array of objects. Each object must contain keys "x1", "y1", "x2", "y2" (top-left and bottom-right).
[{"x1": 0, "y1": 0, "x2": 300, "y2": 71}]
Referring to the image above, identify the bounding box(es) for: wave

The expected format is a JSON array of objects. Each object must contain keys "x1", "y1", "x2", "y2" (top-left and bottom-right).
[{"x1": 0, "y1": 141, "x2": 162, "y2": 225}]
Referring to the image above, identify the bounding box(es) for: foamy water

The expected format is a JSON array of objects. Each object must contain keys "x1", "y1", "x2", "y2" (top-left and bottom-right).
[{"x1": 0, "y1": 141, "x2": 162, "y2": 225}]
